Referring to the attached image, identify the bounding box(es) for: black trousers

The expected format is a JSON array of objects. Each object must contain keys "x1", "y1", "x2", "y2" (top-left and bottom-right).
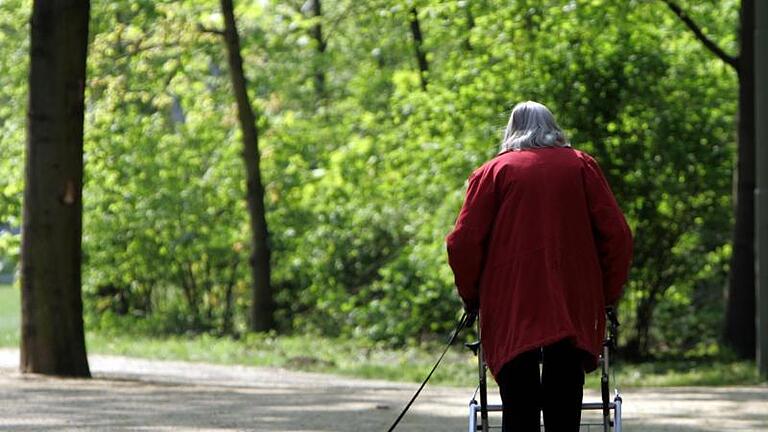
[{"x1": 496, "y1": 338, "x2": 586, "y2": 432}]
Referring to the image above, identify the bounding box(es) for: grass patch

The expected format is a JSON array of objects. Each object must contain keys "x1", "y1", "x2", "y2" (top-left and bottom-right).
[
  {"x1": 84, "y1": 330, "x2": 482, "y2": 387},
  {"x1": 0, "y1": 288, "x2": 763, "y2": 387},
  {"x1": 611, "y1": 357, "x2": 763, "y2": 387},
  {"x1": 0, "y1": 284, "x2": 19, "y2": 347},
  {"x1": 85, "y1": 330, "x2": 764, "y2": 388}
]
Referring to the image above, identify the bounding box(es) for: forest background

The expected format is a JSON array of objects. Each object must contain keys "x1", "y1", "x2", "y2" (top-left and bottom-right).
[{"x1": 1, "y1": 0, "x2": 763, "y2": 385}]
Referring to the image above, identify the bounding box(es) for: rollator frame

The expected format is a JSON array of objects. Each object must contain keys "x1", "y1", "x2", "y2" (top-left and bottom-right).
[{"x1": 467, "y1": 308, "x2": 622, "y2": 432}]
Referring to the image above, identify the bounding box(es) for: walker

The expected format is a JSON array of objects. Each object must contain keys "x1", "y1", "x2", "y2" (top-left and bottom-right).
[{"x1": 466, "y1": 308, "x2": 623, "y2": 431}]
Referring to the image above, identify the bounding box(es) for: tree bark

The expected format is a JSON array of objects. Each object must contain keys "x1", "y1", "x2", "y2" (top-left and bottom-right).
[
  {"x1": 222, "y1": 256, "x2": 240, "y2": 335},
  {"x1": 308, "y1": 0, "x2": 327, "y2": 99},
  {"x1": 220, "y1": 0, "x2": 274, "y2": 332},
  {"x1": 725, "y1": 0, "x2": 756, "y2": 359},
  {"x1": 21, "y1": 0, "x2": 91, "y2": 377},
  {"x1": 408, "y1": 7, "x2": 429, "y2": 90},
  {"x1": 755, "y1": 0, "x2": 768, "y2": 377},
  {"x1": 624, "y1": 293, "x2": 658, "y2": 360},
  {"x1": 463, "y1": 2, "x2": 475, "y2": 51}
]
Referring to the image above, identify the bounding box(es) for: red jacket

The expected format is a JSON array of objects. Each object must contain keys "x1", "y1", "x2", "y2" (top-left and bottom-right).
[{"x1": 446, "y1": 147, "x2": 632, "y2": 376}]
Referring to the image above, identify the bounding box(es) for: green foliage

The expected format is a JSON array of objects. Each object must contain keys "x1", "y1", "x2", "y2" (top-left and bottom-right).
[
  {"x1": 82, "y1": 1, "x2": 251, "y2": 333},
  {"x1": 0, "y1": 285, "x2": 20, "y2": 347},
  {"x1": 0, "y1": 0, "x2": 742, "y2": 360},
  {"x1": 0, "y1": 0, "x2": 29, "y2": 229}
]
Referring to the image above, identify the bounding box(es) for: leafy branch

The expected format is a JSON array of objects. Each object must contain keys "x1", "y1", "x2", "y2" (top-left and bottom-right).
[{"x1": 660, "y1": 0, "x2": 739, "y2": 71}]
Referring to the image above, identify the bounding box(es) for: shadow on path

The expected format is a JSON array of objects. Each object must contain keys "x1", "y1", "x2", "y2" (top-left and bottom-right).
[
  {"x1": 0, "y1": 365, "x2": 467, "y2": 431},
  {"x1": 0, "y1": 349, "x2": 766, "y2": 431}
]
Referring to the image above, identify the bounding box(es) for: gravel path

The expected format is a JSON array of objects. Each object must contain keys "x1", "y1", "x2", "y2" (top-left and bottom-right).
[{"x1": 0, "y1": 348, "x2": 766, "y2": 431}]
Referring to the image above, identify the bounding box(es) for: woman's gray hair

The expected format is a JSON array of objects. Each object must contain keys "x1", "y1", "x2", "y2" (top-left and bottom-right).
[{"x1": 500, "y1": 101, "x2": 570, "y2": 152}]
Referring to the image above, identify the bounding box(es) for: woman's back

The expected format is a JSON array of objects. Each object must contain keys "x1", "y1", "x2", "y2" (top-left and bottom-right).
[
  {"x1": 485, "y1": 147, "x2": 594, "y2": 266},
  {"x1": 446, "y1": 101, "x2": 633, "y2": 431},
  {"x1": 448, "y1": 145, "x2": 631, "y2": 377}
]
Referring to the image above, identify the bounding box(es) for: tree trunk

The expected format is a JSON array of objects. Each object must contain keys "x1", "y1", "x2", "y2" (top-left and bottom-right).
[
  {"x1": 755, "y1": 0, "x2": 768, "y2": 377},
  {"x1": 308, "y1": 0, "x2": 327, "y2": 99},
  {"x1": 21, "y1": 0, "x2": 91, "y2": 377},
  {"x1": 725, "y1": 0, "x2": 756, "y2": 359},
  {"x1": 220, "y1": 0, "x2": 274, "y2": 332},
  {"x1": 463, "y1": 3, "x2": 475, "y2": 51},
  {"x1": 222, "y1": 257, "x2": 240, "y2": 335},
  {"x1": 624, "y1": 291, "x2": 658, "y2": 360},
  {"x1": 408, "y1": 7, "x2": 429, "y2": 90}
]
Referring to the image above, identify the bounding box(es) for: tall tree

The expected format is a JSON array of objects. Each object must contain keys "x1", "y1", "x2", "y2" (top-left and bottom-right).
[
  {"x1": 756, "y1": 0, "x2": 768, "y2": 378},
  {"x1": 21, "y1": 0, "x2": 91, "y2": 376},
  {"x1": 662, "y1": 0, "x2": 756, "y2": 359},
  {"x1": 408, "y1": 7, "x2": 428, "y2": 90},
  {"x1": 307, "y1": 0, "x2": 327, "y2": 99},
  {"x1": 462, "y1": 2, "x2": 475, "y2": 51},
  {"x1": 219, "y1": 0, "x2": 274, "y2": 332}
]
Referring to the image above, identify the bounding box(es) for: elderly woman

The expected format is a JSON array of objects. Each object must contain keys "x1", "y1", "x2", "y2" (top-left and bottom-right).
[{"x1": 446, "y1": 101, "x2": 633, "y2": 431}]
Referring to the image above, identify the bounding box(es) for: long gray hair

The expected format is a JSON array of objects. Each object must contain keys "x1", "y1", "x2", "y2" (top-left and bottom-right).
[{"x1": 500, "y1": 101, "x2": 570, "y2": 152}]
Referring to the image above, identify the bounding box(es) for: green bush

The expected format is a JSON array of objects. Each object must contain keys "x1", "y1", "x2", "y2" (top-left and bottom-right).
[{"x1": 0, "y1": 0, "x2": 739, "y2": 360}]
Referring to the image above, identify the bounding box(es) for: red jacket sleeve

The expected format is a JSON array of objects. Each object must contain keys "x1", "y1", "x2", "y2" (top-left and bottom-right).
[
  {"x1": 446, "y1": 166, "x2": 498, "y2": 306},
  {"x1": 582, "y1": 155, "x2": 633, "y2": 306}
]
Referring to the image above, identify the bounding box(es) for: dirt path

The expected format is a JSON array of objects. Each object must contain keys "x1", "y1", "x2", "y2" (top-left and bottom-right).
[{"x1": 0, "y1": 348, "x2": 766, "y2": 431}]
